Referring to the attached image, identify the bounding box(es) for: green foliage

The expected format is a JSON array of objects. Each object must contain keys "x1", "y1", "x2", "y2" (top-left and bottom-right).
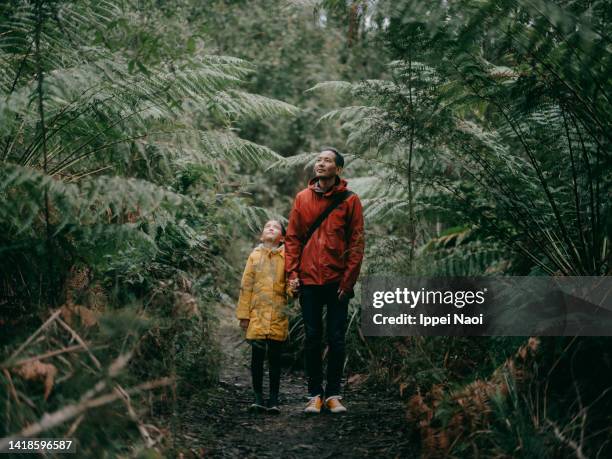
[
  {"x1": 1, "y1": 0, "x2": 609, "y2": 456},
  {"x1": 310, "y1": 0, "x2": 611, "y2": 277},
  {"x1": 0, "y1": 0, "x2": 296, "y2": 454},
  {"x1": 302, "y1": 1, "x2": 612, "y2": 457},
  {"x1": 200, "y1": 0, "x2": 386, "y2": 155},
  {"x1": 0, "y1": 0, "x2": 297, "y2": 311}
]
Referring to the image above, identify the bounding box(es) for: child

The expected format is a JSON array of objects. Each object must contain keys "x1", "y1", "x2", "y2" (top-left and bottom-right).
[{"x1": 236, "y1": 219, "x2": 293, "y2": 414}]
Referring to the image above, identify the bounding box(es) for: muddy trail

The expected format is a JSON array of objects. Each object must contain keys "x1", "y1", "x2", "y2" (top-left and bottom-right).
[{"x1": 174, "y1": 302, "x2": 419, "y2": 458}]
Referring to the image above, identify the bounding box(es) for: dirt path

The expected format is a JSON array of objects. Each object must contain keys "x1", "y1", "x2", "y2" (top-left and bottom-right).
[{"x1": 175, "y1": 302, "x2": 418, "y2": 458}]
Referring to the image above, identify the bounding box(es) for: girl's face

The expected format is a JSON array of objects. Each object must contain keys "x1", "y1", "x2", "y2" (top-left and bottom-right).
[{"x1": 261, "y1": 220, "x2": 283, "y2": 244}]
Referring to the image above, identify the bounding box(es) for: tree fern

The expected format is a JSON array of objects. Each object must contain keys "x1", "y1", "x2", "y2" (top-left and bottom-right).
[
  {"x1": 0, "y1": 0, "x2": 297, "y2": 322},
  {"x1": 308, "y1": 0, "x2": 610, "y2": 275}
]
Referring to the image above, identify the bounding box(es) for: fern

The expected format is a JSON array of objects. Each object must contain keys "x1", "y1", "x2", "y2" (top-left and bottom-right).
[
  {"x1": 0, "y1": 0, "x2": 297, "y2": 310},
  {"x1": 308, "y1": 0, "x2": 611, "y2": 275}
]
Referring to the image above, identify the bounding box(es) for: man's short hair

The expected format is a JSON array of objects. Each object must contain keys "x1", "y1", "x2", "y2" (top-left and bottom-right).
[{"x1": 320, "y1": 146, "x2": 344, "y2": 168}]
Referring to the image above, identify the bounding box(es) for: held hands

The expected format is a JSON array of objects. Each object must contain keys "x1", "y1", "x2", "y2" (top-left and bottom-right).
[
  {"x1": 289, "y1": 277, "x2": 300, "y2": 295},
  {"x1": 239, "y1": 319, "x2": 250, "y2": 331}
]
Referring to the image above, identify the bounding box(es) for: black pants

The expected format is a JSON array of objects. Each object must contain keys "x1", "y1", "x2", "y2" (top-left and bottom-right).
[
  {"x1": 300, "y1": 282, "x2": 349, "y2": 397},
  {"x1": 250, "y1": 339, "x2": 282, "y2": 396}
]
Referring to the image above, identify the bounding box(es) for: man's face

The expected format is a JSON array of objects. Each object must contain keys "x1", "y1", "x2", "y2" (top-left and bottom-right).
[{"x1": 314, "y1": 150, "x2": 342, "y2": 179}]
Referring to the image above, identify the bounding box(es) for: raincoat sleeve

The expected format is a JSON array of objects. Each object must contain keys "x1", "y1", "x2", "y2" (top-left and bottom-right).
[
  {"x1": 236, "y1": 252, "x2": 256, "y2": 320},
  {"x1": 285, "y1": 195, "x2": 304, "y2": 283},
  {"x1": 340, "y1": 195, "x2": 365, "y2": 295}
]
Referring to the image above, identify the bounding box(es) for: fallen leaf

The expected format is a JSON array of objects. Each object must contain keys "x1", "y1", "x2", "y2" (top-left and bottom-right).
[
  {"x1": 14, "y1": 360, "x2": 58, "y2": 400},
  {"x1": 347, "y1": 373, "x2": 368, "y2": 387},
  {"x1": 173, "y1": 293, "x2": 201, "y2": 319},
  {"x1": 61, "y1": 304, "x2": 98, "y2": 328}
]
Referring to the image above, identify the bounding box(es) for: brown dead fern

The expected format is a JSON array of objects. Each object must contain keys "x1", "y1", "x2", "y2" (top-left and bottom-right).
[{"x1": 407, "y1": 337, "x2": 540, "y2": 457}]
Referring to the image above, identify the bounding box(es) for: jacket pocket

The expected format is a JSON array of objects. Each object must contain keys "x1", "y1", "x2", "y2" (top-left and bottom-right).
[{"x1": 324, "y1": 235, "x2": 345, "y2": 272}]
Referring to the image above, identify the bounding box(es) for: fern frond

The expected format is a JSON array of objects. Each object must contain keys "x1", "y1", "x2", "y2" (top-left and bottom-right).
[
  {"x1": 211, "y1": 90, "x2": 298, "y2": 120},
  {"x1": 265, "y1": 151, "x2": 318, "y2": 171},
  {"x1": 306, "y1": 80, "x2": 355, "y2": 94},
  {"x1": 191, "y1": 130, "x2": 283, "y2": 167},
  {"x1": 0, "y1": 164, "x2": 188, "y2": 234},
  {"x1": 235, "y1": 203, "x2": 288, "y2": 236},
  {"x1": 318, "y1": 105, "x2": 383, "y2": 124}
]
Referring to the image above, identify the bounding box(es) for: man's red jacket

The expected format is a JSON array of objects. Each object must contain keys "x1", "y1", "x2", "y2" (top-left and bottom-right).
[{"x1": 285, "y1": 176, "x2": 365, "y2": 295}]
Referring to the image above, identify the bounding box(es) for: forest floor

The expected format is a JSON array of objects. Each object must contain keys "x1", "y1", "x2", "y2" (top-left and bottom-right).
[{"x1": 171, "y1": 301, "x2": 419, "y2": 458}]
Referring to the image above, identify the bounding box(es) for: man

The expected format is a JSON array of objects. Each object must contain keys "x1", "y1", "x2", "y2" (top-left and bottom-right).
[{"x1": 285, "y1": 147, "x2": 365, "y2": 414}]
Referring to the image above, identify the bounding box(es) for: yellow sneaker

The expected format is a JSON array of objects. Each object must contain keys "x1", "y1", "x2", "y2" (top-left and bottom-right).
[
  {"x1": 325, "y1": 395, "x2": 347, "y2": 413},
  {"x1": 304, "y1": 395, "x2": 323, "y2": 414}
]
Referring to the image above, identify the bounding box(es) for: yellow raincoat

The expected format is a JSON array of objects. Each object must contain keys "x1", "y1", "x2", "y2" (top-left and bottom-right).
[{"x1": 236, "y1": 244, "x2": 292, "y2": 341}]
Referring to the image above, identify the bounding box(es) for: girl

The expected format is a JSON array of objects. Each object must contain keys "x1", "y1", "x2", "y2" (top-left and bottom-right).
[{"x1": 236, "y1": 219, "x2": 293, "y2": 413}]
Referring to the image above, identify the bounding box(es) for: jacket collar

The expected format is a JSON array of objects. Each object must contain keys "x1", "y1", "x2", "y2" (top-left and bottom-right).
[
  {"x1": 256, "y1": 243, "x2": 284, "y2": 256},
  {"x1": 308, "y1": 175, "x2": 348, "y2": 198}
]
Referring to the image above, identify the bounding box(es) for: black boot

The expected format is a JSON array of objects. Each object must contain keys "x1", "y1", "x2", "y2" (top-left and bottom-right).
[
  {"x1": 266, "y1": 393, "x2": 280, "y2": 414},
  {"x1": 249, "y1": 392, "x2": 266, "y2": 413}
]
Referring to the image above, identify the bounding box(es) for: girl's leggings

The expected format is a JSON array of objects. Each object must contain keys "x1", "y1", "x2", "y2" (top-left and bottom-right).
[{"x1": 250, "y1": 339, "x2": 282, "y2": 395}]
